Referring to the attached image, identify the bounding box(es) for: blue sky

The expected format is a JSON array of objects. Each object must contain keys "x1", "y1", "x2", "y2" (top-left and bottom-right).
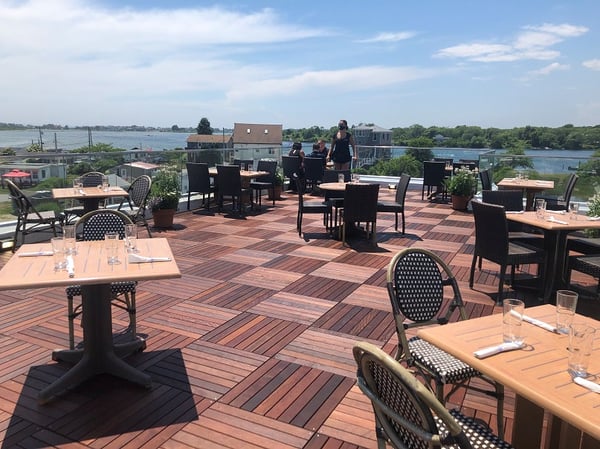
[{"x1": 1, "y1": 0, "x2": 599, "y2": 129}]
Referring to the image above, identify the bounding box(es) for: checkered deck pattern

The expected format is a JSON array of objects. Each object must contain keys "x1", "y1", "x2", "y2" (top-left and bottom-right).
[{"x1": 0, "y1": 186, "x2": 597, "y2": 448}]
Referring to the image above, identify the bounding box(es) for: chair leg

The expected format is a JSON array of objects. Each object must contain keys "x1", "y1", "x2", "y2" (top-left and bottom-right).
[
  {"x1": 67, "y1": 295, "x2": 75, "y2": 350},
  {"x1": 469, "y1": 254, "x2": 477, "y2": 288}
]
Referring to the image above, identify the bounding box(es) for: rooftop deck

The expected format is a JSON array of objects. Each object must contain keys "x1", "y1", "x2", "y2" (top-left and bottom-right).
[{"x1": 0, "y1": 185, "x2": 598, "y2": 448}]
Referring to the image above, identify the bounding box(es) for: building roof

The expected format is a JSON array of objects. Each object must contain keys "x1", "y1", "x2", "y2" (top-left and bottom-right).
[
  {"x1": 186, "y1": 134, "x2": 232, "y2": 144},
  {"x1": 122, "y1": 161, "x2": 161, "y2": 170},
  {"x1": 353, "y1": 124, "x2": 392, "y2": 133},
  {"x1": 232, "y1": 123, "x2": 282, "y2": 145}
]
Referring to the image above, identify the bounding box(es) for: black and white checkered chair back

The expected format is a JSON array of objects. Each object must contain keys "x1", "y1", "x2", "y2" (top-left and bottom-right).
[
  {"x1": 390, "y1": 250, "x2": 445, "y2": 323},
  {"x1": 128, "y1": 175, "x2": 151, "y2": 208},
  {"x1": 81, "y1": 212, "x2": 128, "y2": 241}
]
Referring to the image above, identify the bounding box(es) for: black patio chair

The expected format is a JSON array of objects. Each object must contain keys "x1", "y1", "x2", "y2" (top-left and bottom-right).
[
  {"x1": 117, "y1": 175, "x2": 152, "y2": 237},
  {"x1": 377, "y1": 174, "x2": 410, "y2": 234},
  {"x1": 422, "y1": 161, "x2": 447, "y2": 201},
  {"x1": 233, "y1": 159, "x2": 253, "y2": 170},
  {"x1": 303, "y1": 157, "x2": 324, "y2": 192},
  {"x1": 6, "y1": 179, "x2": 61, "y2": 251},
  {"x1": 479, "y1": 168, "x2": 492, "y2": 191},
  {"x1": 66, "y1": 209, "x2": 139, "y2": 350},
  {"x1": 565, "y1": 237, "x2": 600, "y2": 296},
  {"x1": 353, "y1": 341, "x2": 513, "y2": 449},
  {"x1": 296, "y1": 178, "x2": 330, "y2": 236},
  {"x1": 387, "y1": 248, "x2": 506, "y2": 438},
  {"x1": 470, "y1": 200, "x2": 545, "y2": 303},
  {"x1": 250, "y1": 160, "x2": 277, "y2": 208},
  {"x1": 281, "y1": 155, "x2": 299, "y2": 191},
  {"x1": 63, "y1": 171, "x2": 107, "y2": 223},
  {"x1": 186, "y1": 162, "x2": 214, "y2": 211},
  {"x1": 340, "y1": 183, "x2": 379, "y2": 246},
  {"x1": 216, "y1": 164, "x2": 252, "y2": 215},
  {"x1": 534, "y1": 173, "x2": 578, "y2": 211}
]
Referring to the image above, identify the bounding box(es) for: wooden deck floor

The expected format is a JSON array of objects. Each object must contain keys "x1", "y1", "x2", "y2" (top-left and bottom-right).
[{"x1": 0, "y1": 186, "x2": 598, "y2": 448}]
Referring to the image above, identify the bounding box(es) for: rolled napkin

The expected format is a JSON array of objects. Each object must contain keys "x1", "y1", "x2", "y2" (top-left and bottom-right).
[
  {"x1": 587, "y1": 216, "x2": 600, "y2": 221},
  {"x1": 18, "y1": 251, "x2": 54, "y2": 257},
  {"x1": 474, "y1": 341, "x2": 524, "y2": 359},
  {"x1": 128, "y1": 253, "x2": 171, "y2": 263},
  {"x1": 573, "y1": 376, "x2": 600, "y2": 393},
  {"x1": 521, "y1": 314, "x2": 559, "y2": 333},
  {"x1": 505, "y1": 210, "x2": 524, "y2": 214},
  {"x1": 547, "y1": 216, "x2": 568, "y2": 225},
  {"x1": 66, "y1": 256, "x2": 75, "y2": 278},
  {"x1": 78, "y1": 189, "x2": 86, "y2": 195}
]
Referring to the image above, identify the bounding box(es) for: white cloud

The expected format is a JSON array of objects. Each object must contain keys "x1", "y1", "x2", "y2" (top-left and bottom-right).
[
  {"x1": 355, "y1": 31, "x2": 416, "y2": 44},
  {"x1": 434, "y1": 22, "x2": 587, "y2": 63},
  {"x1": 530, "y1": 62, "x2": 570, "y2": 76},
  {"x1": 583, "y1": 59, "x2": 600, "y2": 71}
]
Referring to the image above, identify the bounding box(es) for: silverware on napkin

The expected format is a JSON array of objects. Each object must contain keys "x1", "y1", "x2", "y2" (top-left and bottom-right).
[
  {"x1": 573, "y1": 376, "x2": 600, "y2": 393},
  {"x1": 128, "y1": 253, "x2": 171, "y2": 263},
  {"x1": 547, "y1": 216, "x2": 568, "y2": 225},
  {"x1": 474, "y1": 342, "x2": 524, "y2": 359},
  {"x1": 18, "y1": 251, "x2": 54, "y2": 257},
  {"x1": 66, "y1": 256, "x2": 75, "y2": 278},
  {"x1": 521, "y1": 314, "x2": 559, "y2": 333}
]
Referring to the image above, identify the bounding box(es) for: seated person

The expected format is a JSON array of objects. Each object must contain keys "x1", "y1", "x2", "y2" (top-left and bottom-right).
[
  {"x1": 309, "y1": 140, "x2": 328, "y2": 167},
  {"x1": 288, "y1": 142, "x2": 305, "y2": 191}
]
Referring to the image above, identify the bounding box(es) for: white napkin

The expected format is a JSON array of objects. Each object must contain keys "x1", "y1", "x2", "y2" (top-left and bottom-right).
[
  {"x1": 79, "y1": 189, "x2": 86, "y2": 195},
  {"x1": 66, "y1": 256, "x2": 75, "y2": 278},
  {"x1": 521, "y1": 314, "x2": 559, "y2": 333},
  {"x1": 547, "y1": 216, "x2": 568, "y2": 225},
  {"x1": 505, "y1": 211, "x2": 524, "y2": 214},
  {"x1": 474, "y1": 342, "x2": 524, "y2": 359},
  {"x1": 128, "y1": 253, "x2": 171, "y2": 263},
  {"x1": 587, "y1": 216, "x2": 600, "y2": 221},
  {"x1": 573, "y1": 377, "x2": 600, "y2": 393},
  {"x1": 18, "y1": 251, "x2": 53, "y2": 257}
]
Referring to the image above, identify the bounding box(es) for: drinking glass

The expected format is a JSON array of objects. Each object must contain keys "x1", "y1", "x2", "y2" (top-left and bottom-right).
[
  {"x1": 102, "y1": 176, "x2": 109, "y2": 192},
  {"x1": 568, "y1": 323, "x2": 595, "y2": 378},
  {"x1": 556, "y1": 290, "x2": 578, "y2": 334},
  {"x1": 125, "y1": 224, "x2": 138, "y2": 253},
  {"x1": 104, "y1": 232, "x2": 120, "y2": 265},
  {"x1": 569, "y1": 202, "x2": 579, "y2": 220},
  {"x1": 535, "y1": 199, "x2": 546, "y2": 219},
  {"x1": 51, "y1": 237, "x2": 67, "y2": 271},
  {"x1": 337, "y1": 173, "x2": 345, "y2": 183},
  {"x1": 503, "y1": 298, "x2": 524, "y2": 345},
  {"x1": 63, "y1": 224, "x2": 77, "y2": 255}
]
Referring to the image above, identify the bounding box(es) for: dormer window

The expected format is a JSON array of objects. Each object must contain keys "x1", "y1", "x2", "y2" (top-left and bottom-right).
[
  {"x1": 264, "y1": 129, "x2": 269, "y2": 134},
  {"x1": 247, "y1": 129, "x2": 251, "y2": 133}
]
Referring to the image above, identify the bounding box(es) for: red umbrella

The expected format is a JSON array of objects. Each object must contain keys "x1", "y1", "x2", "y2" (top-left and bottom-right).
[{"x1": 2, "y1": 169, "x2": 32, "y2": 187}]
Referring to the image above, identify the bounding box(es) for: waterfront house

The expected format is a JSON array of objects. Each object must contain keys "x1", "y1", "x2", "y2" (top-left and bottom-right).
[
  {"x1": 185, "y1": 134, "x2": 233, "y2": 150},
  {"x1": 232, "y1": 122, "x2": 282, "y2": 161}
]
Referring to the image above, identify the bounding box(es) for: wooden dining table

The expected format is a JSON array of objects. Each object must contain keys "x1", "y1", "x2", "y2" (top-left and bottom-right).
[
  {"x1": 506, "y1": 211, "x2": 600, "y2": 302},
  {"x1": 0, "y1": 238, "x2": 181, "y2": 403},
  {"x1": 498, "y1": 178, "x2": 554, "y2": 211},
  {"x1": 418, "y1": 304, "x2": 600, "y2": 449},
  {"x1": 52, "y1": 185, "x2": 128, "y2": 214}
]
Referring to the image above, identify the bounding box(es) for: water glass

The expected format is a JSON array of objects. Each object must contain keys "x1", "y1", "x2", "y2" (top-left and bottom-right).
[
  {"x1": 569, "y1": 202, "x2": 579, "y2": 220},
  {"x1": 102, "y1": 176, "x2": 109, "y2": 192},
  {"x1": 63, "y1": 224, "x2": 77, "y2": 255},
  {"x1": 104, "y1": 232, "x2": 120, "y2": 265},
  {"x1": 72, "y1": 178, "x2": 82, "y2": 193},
  {"x1": 556, "y1": 290, "x2": 578, "y2": 334},
  {"x1": 337, "y1": 173, "x2": 345, "y2": 183},
  {"x1": 568, "y1": 323, "x2": 595, "y2": 378},
  {"x1": 535, "y1": 199, "x2": 546, "y2": 219},
  {"x1": 125, "y1": 224, "x2": 138, "y2": 253},
  {"x1": 503, "y1": 298, "x2": 525, "y2": 345},
  {"x1": 51, "y1": 237, "x2": 67, "y2": 271}
]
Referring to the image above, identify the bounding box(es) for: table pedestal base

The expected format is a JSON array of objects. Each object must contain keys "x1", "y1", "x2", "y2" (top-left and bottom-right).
[{"x1": 39, "y1": 284, "x2": 151, "y2": 404}]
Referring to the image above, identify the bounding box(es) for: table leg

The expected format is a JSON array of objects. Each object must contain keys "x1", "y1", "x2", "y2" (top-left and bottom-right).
[
  {"x1": 39, "y1": 284, "x2": 151, "y2": 404},
  {"x1": 512, "y1": 394, "x2": 544, "y2": 449},
  {"x1": 541, "y1": 230, "x2": 570, "y2": 302},
  {"x1": 83, "y1": 198, "x2": 101, "y2": 214}
]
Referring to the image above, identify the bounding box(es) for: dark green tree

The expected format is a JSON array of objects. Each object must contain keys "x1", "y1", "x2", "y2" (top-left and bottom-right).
[{"x1": 197, "y1": 118, "x2": 213, "y2": 135}]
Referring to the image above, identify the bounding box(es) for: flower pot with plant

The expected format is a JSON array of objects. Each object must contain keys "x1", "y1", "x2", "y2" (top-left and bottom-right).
[
  {"x1": 445, "y1": 166, "x2": 478, "y2": 210},
  {"x1": 268, "y1": 169, "x2": 284, "y2": 200},
  {"x1": 149, "y1": 168, "x2": 182, "y2": 228}
]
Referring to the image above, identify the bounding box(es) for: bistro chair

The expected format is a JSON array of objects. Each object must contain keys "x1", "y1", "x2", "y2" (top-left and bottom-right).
[
  {"x1": 353, "y1": 342, "x2": 513, "y2": 449},
  {"x1": 6, "y1": 179, "x2": 61, "y2": 251},
  {"x1": 216, "y1": 164, "x2": 253, "y2": 215},
  {"x1": 479, "y1": 169, "x2": 492, "y2": 191},
  {"x1": 534, "y1": 173, "x2": 578, "y2": 211},
  {"x1": 63, "y1": 171, "x2": 106, "y2": 223},
  {"x1": 281, "y1": 155, "x2": 299, "y2": 191},
  {"x1": 377, "y1": 174, "x2": 410, "y2": 234},
  {"x1": 117, "y1": 175, "x2": 152, "y2": 237},
  {"x1": 303, "y1": 156, "x2": 325, "y2": 192},
  {"x1": 470, "y1": 201, "x2": 546, "y2": 303},
  {"x1": 387, "y1": 248, "x2": 505, "y2": 438},
  {"x1": 66, "y1": 209, "x2": 138, "y2": 350},
  {"x1": 422, "y1": 161, "x2": 447, "y2": 201},
  {"x1": 296, "y1": 177, "x2": 331, "y2": 237},
  {"x1": 250, "y1": 159, "x2": 277, "y2": 208},
  {"x1": 186, "y1": 162, "x2": 214, "y2": 211},
  {"x1": 340, "y1": 183, "x2": 379, "y2": 246}
]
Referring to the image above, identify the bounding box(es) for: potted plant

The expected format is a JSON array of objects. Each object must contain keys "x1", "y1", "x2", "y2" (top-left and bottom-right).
[
  {"x1": 149, "y1": 168, "x2": 182, "y2": 228},
  {"x1": 445, "y1": 166, "x2": 478, "y2": 210}
]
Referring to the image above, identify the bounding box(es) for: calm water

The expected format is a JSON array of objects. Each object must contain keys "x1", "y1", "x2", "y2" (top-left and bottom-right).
[{"x1": 0, "y1": 130, "x2": 594, "y2": 174}]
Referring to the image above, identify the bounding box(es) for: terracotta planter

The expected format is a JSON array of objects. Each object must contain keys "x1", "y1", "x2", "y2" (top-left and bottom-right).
[
  {"x1": 152, "y1": 209, "x2": 176, "y2": 228},
  {"x1": 451, "y1": 195, "x2": 471, "y2": 211}
]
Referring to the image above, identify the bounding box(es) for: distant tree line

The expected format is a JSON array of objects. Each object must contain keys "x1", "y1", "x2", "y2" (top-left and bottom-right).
[{"x1": 283, "y1": 123, "x2": 600, "y2": 150}]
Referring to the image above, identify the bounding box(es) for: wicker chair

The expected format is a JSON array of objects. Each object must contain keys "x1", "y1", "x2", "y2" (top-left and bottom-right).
[
  {"x1": 296, "y1": 178, "x2": 330, "y2": 236},
  {"x1": 470, "y1": 201, "x2": 545, "y2": 303},
  {"x1": 63, "y1": 171, "x2": 106, "y2": 223},
  {"x1": 216, "y1": 164, "x2": 252, "y2": 215},
  {"x1": 387, "y1": 248, "x2": 505, "y2": 438},
  {"x1": 377, "y1": 174, "x2": 411, "y2": 234},
  {"x1": 117, "y1": 175, "x2": 152, "y2": 237},
  {"x1": 479, "y1": 169, "x2": 492, "y2": 191},
  {"x1": 340, "y1": 183, "x2": 379, "y2": 246},
  {"x1": 66, "y1": 210, "x2": 139, "y2": 350},
  {"x1": 250, "y1": 160, "x2": 277, "y2": 208},
  {"x1": 303, "y1": 157, "x2": 324, "y2": 192},
  {"x1": 534, "y1": 173, "x2": 578, "y2": 211},
  {"x1": 186, "y1": 162, "x2": 214, "y2": 211},
  {"x1": 281, "y1": 155, "x2": 299, "y2": 191},
  {"x1": 6, "y1": 179, "x2": 61, "y2": 251},
  {"x1": 566, "y1": 237, "x2": 600, "y2": 296},
  {"x1": 353, "y1": 341, "x2": 513, "y2": 449},
  {"x1": 422, "y1": 161, "x2": 447, "y2": 201}
]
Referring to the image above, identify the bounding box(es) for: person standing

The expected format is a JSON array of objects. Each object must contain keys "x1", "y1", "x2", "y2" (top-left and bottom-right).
[{"x1": 327, "y1": 120, "x2": 357, "y2": 170}]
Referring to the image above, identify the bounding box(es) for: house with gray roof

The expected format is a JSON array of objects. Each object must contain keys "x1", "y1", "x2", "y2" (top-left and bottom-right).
[{"x1": 353, "y1": 124, "x2": 393, "y2": 146}]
